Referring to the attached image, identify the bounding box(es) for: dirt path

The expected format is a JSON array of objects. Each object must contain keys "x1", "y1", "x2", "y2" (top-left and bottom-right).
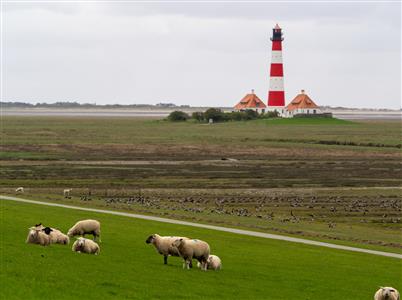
[{"x1": 1, "y1": 195, "x2": 401, "y2": 259}]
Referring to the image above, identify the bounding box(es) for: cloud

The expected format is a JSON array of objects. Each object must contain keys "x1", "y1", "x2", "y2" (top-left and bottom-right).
[{"x1": 3, "y1": 2, "x2": 401, "y2": 108}]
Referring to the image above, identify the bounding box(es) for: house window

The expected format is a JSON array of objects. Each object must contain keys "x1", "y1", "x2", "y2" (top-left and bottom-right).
[{"x1": 313, "y1": 110, "x2": 316, "y2": 114}]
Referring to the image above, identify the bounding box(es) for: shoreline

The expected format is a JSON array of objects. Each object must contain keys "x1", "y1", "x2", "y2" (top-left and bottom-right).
[{"x1": 2, "y1": 108, "x2": 401, "y2": 120}]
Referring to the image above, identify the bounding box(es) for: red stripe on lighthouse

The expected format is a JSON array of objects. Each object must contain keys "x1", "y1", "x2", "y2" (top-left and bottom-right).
[
  {"x1": 272, "y1": 41, "x2": 282, "y2": 51},
  {"x1": 270, "y1": 64, "x2": 283, "y2": 77},
  {"x1": 268, "y1": 91, "x2": 285, "y2": 106}
]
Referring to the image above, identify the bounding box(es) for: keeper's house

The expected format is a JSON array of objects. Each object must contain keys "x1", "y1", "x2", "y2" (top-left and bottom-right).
[
  {"x1": 234, "y1": 90, "x2": 267, "y2": 114},
  {"x1": 284, "y1": 90, "x2": 324, "y2": 118}
]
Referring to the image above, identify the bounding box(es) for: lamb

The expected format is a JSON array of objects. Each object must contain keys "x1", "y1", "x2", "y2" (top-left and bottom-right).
[
  {"x1": 146, "y1": 234, "x2": 191, "y2": 266},
  {"x1": 172, "y1": 238, "x2": 210, "y2": 270},
  {"x1": 26, "y1": 227, "x2": 51, "y2": 246},
  {"x1": 67, "y1": 219, "x2": 101, "y2": 242},
  {"x1": 15, "y1": 187, "x2": 24, "y2": 193},
  {"x1": 374, "y1": 287, "x2": 400, "y2": 300},
  {"x1": 197, "y1": 254, "x2": 222, "y2": 270},
  {"x1": 63, "y1": 189, "x2": 72, "y2": 198},
  {"x1": 72, "y1": 237, "x2": 100, "y2": 255},
  {"x1": 42, "y1": 227, "x2": 70, "y2": 245}
]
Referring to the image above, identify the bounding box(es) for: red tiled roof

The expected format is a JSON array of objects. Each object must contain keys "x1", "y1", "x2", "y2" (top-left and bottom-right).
[
  {"x1": 234, "y1": 92, "x2": 267, "y2": 110},
  {"x1": 286, "y1": 91, "x2": 319, "y2": 111}
]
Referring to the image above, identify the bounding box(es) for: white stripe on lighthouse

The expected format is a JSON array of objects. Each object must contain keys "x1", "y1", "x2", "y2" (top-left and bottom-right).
[
  {"x1": 270, "y1": 51, "x2": 283, "y2": 64},
  {"x1": 269, "y1": 77, "x2": 284, "y2": 91}
]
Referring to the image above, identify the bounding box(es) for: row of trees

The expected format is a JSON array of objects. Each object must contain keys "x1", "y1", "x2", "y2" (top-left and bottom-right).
[{"x1": 168, "y1": 108, "x2": 279, "y2": 122}]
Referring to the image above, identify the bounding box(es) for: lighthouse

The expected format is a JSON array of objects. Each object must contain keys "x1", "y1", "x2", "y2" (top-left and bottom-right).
[{"x1": 267, "y1": 24, "x2": 285, "y2": 114}]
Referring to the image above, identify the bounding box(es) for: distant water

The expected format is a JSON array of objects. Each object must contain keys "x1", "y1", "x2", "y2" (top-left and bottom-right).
[
  {"x1": 2, "y1": 109, "x2": 401, "y2": 120},
  {"x1": 1, "y1": 110, "x2": 169, "y2": 117},
  {"x1": 332, "y1": 113, "x2": 401, "y2": 120}
]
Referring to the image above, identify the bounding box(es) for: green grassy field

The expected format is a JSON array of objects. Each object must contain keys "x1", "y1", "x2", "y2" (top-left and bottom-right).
[
  {"x1": 1, "y1": 116, "x2": 401, "y2": 253},
  {"x1": 1, "y1": 200, "x2": 401, "y2": 300}
]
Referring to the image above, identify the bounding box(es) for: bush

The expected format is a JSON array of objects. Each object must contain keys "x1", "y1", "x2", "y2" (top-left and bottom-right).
[
  {"x1": 167, "y1": 111, "x2": 189, "y2": 122},
  {"x1": 243, "y1": 109, "x2": 259, "y2": 120},
  {"x1": 230, "y1": 112, "x2": 244, "y2": 121},
  {"x1": 258, "y1": 110, "x2": 280, "y2": 119},
  {"x1": 192, "y1": 112, "x2": 205, "y2": 122},
  {"x1": 204, "y1": 108, "x2": 226, "y2": 122}
]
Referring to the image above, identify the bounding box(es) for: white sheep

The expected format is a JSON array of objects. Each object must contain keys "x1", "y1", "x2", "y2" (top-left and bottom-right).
[
  {"x1": 72, "y1": 237, "x2": 100, "y2": 255},
  {"x1": 15, "y1": 187, "x2": 24, "y2": 193},
  {"x1": 42, "y1": 227, "x2": 70, "y2": 245},
  {"x1": 374, "y1": 287, "x2": 400, "y2": 300},
  {"x1": 26, "y1": 227, "x2": 51, "y2": 246},
  {"x1": 67, "y1": 219, "x2": 101, "y2": 242},
  {"x1": 197, "y1": 254, "x2": 222, "y2": 270},
  {"x1": 172, "y1": 238, "x2": 210, "y2": 270},
  {"x1": 63, "y1": 189, "x2": 72, "y2": 198},
  {"x1": 146, "y1": 234, "x2": 190, "y2": 266}
]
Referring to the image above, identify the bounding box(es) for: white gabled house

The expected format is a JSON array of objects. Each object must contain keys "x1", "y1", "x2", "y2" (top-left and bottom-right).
[{"x1": 283, "y1": 90, "x2": 323, "y2": 118}]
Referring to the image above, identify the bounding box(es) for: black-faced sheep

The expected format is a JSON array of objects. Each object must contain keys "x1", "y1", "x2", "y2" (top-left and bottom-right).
[
  {"x1": 374, "y1": 287, "x2": 400, "y2": 300},
  {"x1": 26, "y1": 227, "x2": 51, "y2": 246},
  {"x1": 42, "y1": 227, "x2": 70, "y2": 245},
  {"x1": 172, "y1": 238, "x2": 210, "y2": 270},
  {"x1": 145, "y1": 234, "x2": 191, "y2": 266},
  {"x1": 197, "y1": 254, "x2": 222, "y2": 270},
  {"x1": 33, "y1": 223, "x2": 69, "y2": 245},
  {"x1": 67, "y1": 219, "x2": 101, "y2": 242},
  {"x1": 72, "y1": 237, "x2": 100, "y2": 255}
]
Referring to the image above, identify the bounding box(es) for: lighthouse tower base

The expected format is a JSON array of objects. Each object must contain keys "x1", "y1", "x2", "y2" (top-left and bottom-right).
[{"x1": 266, "y1": 106, "x2": 285, "y2": 117}]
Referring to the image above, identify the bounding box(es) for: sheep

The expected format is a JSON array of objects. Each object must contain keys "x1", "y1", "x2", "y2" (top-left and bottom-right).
[
  {"x1": 67, "y1": 219, "x2": 101, "y2": 242},
  {"x1": 72, "y1": 237, "x2": 100, "y2": 255},
  {"x1": 26, "y1": 227, "x2": 51, "y2": 246},
  {"x1": 197, "y1": 254, "x2": 222, "y2": 270},
  {"x1": 172, "y1": 238, "x2": 210, "y2": 270},
  {"x1": 42, "y1": 227, "x2": 70, "y2": 245},
  {"x1": 32, "y1": 223, "x2": 69, "y2": 245},
  {"x1": 146, "y1": 234, "x2": 191, "y2": 266},
  {"x1": 15, "y1": 187, "x2": 24, "y2": 193},
  {"x1": 374, "y1": 287, "x2": 400, "y2": 300},
  {"x1": 63, "y1": 189, "x2": 72, "y2": 198}
]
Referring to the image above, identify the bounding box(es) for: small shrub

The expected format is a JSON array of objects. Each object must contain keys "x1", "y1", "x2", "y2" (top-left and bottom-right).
[
  {"x1": 192, "y1": 112, "x2": 205, "y2": 122},
  {"x1": 243, "y1": 109, "x2": 259, "y2": 120},
  {"x1": 204, "y1": 108, "x2": 225, "y2": 122},
  {"x1": 168, "y1": 111, "x2": 189, "y2": 122},
  {"x1": 258, "y1": 110, "x2": 279, "y2": 119}
]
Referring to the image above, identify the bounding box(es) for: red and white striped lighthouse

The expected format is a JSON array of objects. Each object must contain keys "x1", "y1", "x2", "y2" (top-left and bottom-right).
[{"x1": 267, "y1": 24, "x2": 285, "y2": 113}]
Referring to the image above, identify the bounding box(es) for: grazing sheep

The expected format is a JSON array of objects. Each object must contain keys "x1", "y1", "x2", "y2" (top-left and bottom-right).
[
  {"x1": 67, "y1": 219, "x2": 101, "y2": 242},
  {"x1": 172, "y1": 238, "x2": 210, "y2": 270},
  {"x1": 374, "y1": 287, "x2": 400, "y2": 300},
  {"x1": 197, "y1": 254, "x2": 222, "y2": 270},
  {"x1": 72, "y1": 237, "x2": 100, "y2": 255},
  {"x1": 26, "y1": 227, "x2": 51, "y2": 246},
  {"x1": 146, "y1": 234, "x2": 191, "y2": 266},
  {"x1": 63, "y1": 189, "x2": 72, "y2": 198},
  {"x1": 15, "y1": 187, "x2": 24, "y2": 193},
  {"x1": 42, "y1": 227, "x2": 70, "y2": 245}
]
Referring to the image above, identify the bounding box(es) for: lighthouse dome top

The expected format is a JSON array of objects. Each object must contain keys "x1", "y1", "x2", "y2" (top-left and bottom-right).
[{"x1": 274, "y1": 23, "x2": 281, "y2": 30}]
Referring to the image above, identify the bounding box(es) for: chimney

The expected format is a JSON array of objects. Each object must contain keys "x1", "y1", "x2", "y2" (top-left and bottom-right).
[
  {"x1": 251, "y1": 89, "x2": 255, "y2": 94},
  {"x1": 301, "y1": 89, "x2": 305, "y2": 94}
]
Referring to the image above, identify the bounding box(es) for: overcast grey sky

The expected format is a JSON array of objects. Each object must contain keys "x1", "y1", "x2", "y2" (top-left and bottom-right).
[{"x1": 2, "y1": 2, "x2": 401, "y2": 108}]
